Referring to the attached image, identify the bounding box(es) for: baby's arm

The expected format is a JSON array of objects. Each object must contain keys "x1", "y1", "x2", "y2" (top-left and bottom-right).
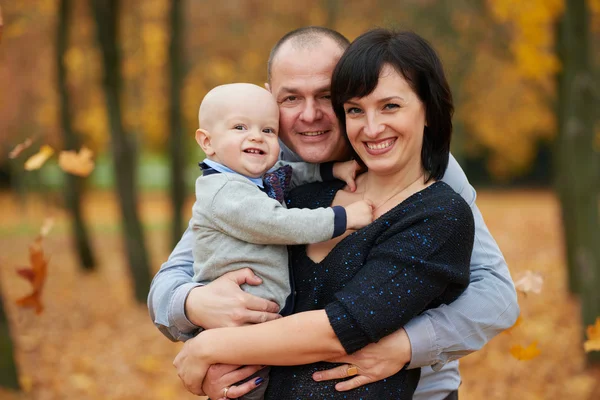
[{"x1": 197, "y1": 176, "x2": 372, "y2": 246}]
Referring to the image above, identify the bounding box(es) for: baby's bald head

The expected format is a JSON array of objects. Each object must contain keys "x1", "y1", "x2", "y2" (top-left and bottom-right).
[{"x1": 198, "y1": 83, "x2": 278, "y2": 131}]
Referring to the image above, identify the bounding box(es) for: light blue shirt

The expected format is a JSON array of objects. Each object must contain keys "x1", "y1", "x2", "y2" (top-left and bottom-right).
[
  {"x1": 202, "y1": 159, "x2": 264, "y2": 187},
  {"x1": 148, "y1": 152, "x2": 519, "y2": 400}
]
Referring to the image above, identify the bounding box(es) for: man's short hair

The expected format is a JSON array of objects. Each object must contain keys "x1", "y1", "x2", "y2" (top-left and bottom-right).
[
  {"x1": 267, "y1": 26, "x2": 350, "y2": 82},
  {"x1": 331, "y1": 29, "x2": 454, "y2": 182}
]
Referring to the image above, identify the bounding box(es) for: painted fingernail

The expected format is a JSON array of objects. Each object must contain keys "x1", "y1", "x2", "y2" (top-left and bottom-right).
[{"x1": 255, "y1": 377, "x2": 264, "y2": 385}]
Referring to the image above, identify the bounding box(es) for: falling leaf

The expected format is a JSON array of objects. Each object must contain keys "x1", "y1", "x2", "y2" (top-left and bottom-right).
[
  {"x1": 39, "y1": 217, "x2": 55, "y2": 238},
  {"x1": 503, "y1": 315, "x2": 523, "y2": 335},
  {"x1": 15, "y1": 238, "x2": 48, "y2": 314},
  {"x1": 510, "y1": 341, "x2": 541, "y2": 361},
  {"x1": 514, "y1": 270, "x2": 543, "y2": 295},
  {"x1": 584, "y1": 317, "x2": 600, "y2": 353},
  {"x1": 58, "y1": 147, "x2": 95, "y2": 177},
  {"x1": 8, "y1": 138, "x2": 33, "y2": 159},
  {"x1": 24, "y1": 145, "x2": 54, "y2": 171}
]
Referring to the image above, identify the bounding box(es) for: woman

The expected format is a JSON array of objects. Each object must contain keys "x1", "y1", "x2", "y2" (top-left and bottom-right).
[{"x1": 174, "y1": 29, "x2": 475, "y2": 399}]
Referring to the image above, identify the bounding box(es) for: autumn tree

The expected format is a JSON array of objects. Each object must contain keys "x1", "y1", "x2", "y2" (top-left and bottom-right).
[
  {"x1": 168, "y1": 0, "x2": 185, "y2": 247},
  {"x1": 90, "y1": 0, "x2": 152, "y2": 302},
  {"x1": 555, "y1": 0, "x2": 600, "y2": 364},
  {"x1": 57, "y1": 0, "x2": 96, "y2": 271}
]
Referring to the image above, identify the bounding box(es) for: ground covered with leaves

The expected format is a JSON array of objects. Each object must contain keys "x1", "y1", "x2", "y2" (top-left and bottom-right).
[{"x1": 0, "y1": 190, "x2": 598, "y2": 400}]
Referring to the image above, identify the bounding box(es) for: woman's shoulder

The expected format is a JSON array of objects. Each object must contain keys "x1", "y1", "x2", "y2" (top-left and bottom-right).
[{"x1": 286, "y1": 180, "x2": 346, "y2": 209}]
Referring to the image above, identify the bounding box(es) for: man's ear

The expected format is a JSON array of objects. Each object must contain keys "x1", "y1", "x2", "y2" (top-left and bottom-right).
[
  {"x1": 195, "y1": 129, "x2": 215, "y2": 156},
  {"x1": 264, "y1": 82, "x2": 271, "y2": 92}
]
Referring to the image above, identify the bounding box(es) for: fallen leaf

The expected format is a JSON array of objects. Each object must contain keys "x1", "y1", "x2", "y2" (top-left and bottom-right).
[
  {"x1": 24, "y1": 145, "x2": 54, "y2": 171},
  {"x1": 503, "y1": 315, "x2": 523, "y2": 335},
  {"x1": 58, "y1": 147, "x2": 95, "y2": 177},
  {"x1": 15, "y1": 238, "x2": 48, "y2": 314},
  {"x1": 514, "y1": 270, "x2": 543, "y2": 295},
  {"x1": 8, "y1": 138, "x2": 33, "y2": 159},
  {"x1": 510, "y1": 341, "x2": 541, "y2": 361},
  {"x1": 584, "y1": 317, "x2": 600, "y2": 353}
]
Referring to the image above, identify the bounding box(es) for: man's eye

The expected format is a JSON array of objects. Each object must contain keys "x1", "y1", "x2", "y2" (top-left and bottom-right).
[
  {"x1": 321, "y1": 94, "x2": 331, "y2": 100},
  {"x1": 283, "y1": 96, "x2": 298, "y2": 102},
  {"x1": 345, "y1": 107, "x2": 362, "y2": 115},
  {"x1": 233, "y1": 125, "x2": 246, "y2": 130}
]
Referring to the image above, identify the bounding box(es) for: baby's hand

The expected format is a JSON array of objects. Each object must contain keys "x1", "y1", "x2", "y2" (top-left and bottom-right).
[
  {"x1": 345, "y1": 200, "x2": 374, "y2": 230},
  {"x1": 333, "y1": 160, "x2": 362, "y2": 192}
]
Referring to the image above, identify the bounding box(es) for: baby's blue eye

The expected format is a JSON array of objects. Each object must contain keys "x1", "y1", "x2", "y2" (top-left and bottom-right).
[
  {"x1": 233, "y1": 125, "x2": 246, "y2": 130},
  {"x1": 263, "y1": 128, "x2": 276, "y2": 134}
]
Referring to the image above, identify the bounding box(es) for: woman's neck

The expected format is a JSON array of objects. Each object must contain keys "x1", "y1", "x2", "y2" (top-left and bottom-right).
[{"x1": 359, "y1": 161, "x2": 429, "y2": 212}]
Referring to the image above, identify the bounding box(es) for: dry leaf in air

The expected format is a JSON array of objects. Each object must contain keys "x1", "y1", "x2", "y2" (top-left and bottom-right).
[
  {"x1": 24, "y1": 145, "x2": 54, "y2": 171},
  {"x1": 15, "y1": 238, "x2": 48, "y2": 314},
  {"x1": 510, "y1": 341, "x2": 541, "y2": 361},
  {"x1": 584, "y1": 317, "x2": 600, "y2": 353},
  {"x1": 39, "y1": 217, "x2": 55, "y2": 238},
  {"x1": 8, "y1": 138, "x2": 33, "y2": 159},
  {"x1": 514, "y1": 270, "x2": 543, "y2": 295},
  {"x1": 58, "y1": 147, "x2": 95, "y2": 177}
]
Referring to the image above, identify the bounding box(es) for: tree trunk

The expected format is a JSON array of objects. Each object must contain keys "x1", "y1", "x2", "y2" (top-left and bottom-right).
[
  {"x1": 555, "y1": 0, "x2": 600, "y2": 364},
  {"x1": 168, "y1": 0, "x2": 186, "y2": 248},
  {"x1": 90, "y1": 0, "x2": 152, "y2": 303},
  {"x1": 0, "y1": 287, "x2": 20, "y2": 390},
  {"x1": 58, "y1": 0, "x2": 96, "y2": 271}
]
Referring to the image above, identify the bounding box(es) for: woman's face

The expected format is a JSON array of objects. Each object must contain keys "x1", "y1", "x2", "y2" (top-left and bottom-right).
[{"x1": 343, "y1": 64, "x2": 426, "y2": 176}]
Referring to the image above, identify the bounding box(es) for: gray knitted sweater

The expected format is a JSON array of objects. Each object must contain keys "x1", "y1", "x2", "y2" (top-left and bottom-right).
[{"x1": 191, "y1": 163, "x2": 341, "y2": 311}]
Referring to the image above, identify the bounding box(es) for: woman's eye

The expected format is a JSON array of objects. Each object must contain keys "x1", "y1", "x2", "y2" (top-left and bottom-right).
[
  {"x1": 383, "y1": 103, "x2": 400, "y2": 110},
  {"x1": 233, "y1": 125, "x2": 246, "y2": 130},
  {"x1": 345, "y1": 107, "x2": 362, "y2": 115}
]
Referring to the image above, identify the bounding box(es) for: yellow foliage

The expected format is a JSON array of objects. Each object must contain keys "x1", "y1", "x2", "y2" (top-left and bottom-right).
[
  {"x1": 509, "y1": 341, "x2": 542, "y2": 361},
  {"x1": 24, "y1": 145, "x2": 54, "y2": 171},
  {"x1": 584, "y1": 317, "x2": 600, "y2": 353}
]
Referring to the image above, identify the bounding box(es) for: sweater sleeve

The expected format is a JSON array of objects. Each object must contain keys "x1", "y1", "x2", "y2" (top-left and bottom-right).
[
  {"x1": 324, "y1": 193, "x2": 475, "y2": 355},
  {"x1": 203, "y1": 177, "x2": 343, "y2": 245}
]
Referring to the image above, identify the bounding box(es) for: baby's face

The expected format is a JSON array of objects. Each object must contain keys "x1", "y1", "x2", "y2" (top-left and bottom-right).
[{"x1": 208, "y1": 91, "x2": 280, "y2": 178}]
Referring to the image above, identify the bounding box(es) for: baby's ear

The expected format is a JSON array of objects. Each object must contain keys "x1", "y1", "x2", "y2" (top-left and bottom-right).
[{"x1": 195, "y1": 129, "x2": 215, "y2": 156}]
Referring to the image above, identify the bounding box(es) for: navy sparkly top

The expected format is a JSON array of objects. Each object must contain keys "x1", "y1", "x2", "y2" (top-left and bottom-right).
[{"x1": 265, "y1": 180, "x2": 474, "y2": 400}]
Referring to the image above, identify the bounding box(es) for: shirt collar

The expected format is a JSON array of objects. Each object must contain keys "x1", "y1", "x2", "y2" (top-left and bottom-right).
[{"x1": 200, "y1": 159, "x2": 264, "y2": 188}]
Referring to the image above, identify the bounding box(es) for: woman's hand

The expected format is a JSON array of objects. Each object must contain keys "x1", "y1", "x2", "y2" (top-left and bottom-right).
[
  {"x1": 312, "y1": 328, "x2": 412, "y2": 391},
  {"x1": 202, "y1": 364, "x2": 266, "y2": 399}
]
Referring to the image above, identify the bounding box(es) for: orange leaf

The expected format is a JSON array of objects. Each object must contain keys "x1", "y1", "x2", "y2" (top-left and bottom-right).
[
  {"x1": 38, "y1": 217, "x2": 55, "y2": 239},
  {"x1": 584, "y1": 317, "x2": 600, "y2": 353},
  {"x1": 8, "y1": 138, "x2": 33, "y2": 159},
  {"x1": 24, "y1": 145, "x2": 54, "y2": 171},
  {"x1": 514, "y1": 270, "x2": 543, "y2": 295},
  {"x1": 15, "y1": 239, "x2": 48, "y2": 314},
  {"x1": 503, "y1": 315, "x2": 523, "y2": 335},
  {"x1": 510, "y1": 341, "x2": 541, "y2": 361},
  {"x1": 58, "y1": 147, "x2": 95, "y2": 177}
]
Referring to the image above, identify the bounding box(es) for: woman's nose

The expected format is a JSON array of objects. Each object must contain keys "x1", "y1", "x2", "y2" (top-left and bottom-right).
[{"x1": 363, "y1": 113, "x2": 384, "y2": 138}]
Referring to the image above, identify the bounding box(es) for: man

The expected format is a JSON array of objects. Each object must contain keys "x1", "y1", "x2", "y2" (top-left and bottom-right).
[{"x1": 148, "y1": 26, "x2": 519, "y2": 400}]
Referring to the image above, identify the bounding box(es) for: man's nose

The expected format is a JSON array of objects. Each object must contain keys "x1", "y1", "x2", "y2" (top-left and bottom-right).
[
  {"x1": 363, "y1": 112, "x2": 384, "y2": 138},
  {"x1": 299, "y1": 98, "x2": 322, "y2": 123}
]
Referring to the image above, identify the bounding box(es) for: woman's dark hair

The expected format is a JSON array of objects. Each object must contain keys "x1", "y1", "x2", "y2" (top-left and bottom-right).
[{"x1": 331, "y1": 29, "x2": 454, "y2": 181}]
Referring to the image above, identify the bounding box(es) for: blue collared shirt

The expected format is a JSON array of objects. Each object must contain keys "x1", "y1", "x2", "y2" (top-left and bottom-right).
[{"x1": 201, "y1": 159, "x2": 264, "y2": 188}]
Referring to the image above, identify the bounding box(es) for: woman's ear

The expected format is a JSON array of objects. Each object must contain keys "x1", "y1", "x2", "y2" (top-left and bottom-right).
[{"x1": 196, "y1": 129, "x2": 215, "y2": 156}]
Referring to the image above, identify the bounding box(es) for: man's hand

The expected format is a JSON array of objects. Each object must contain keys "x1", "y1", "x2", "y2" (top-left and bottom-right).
[
  {"x1": 333, "y1": 160, "x2": 362, "y2": 192},
  {"x1": 185, "y1": 268, "x2": 281, "y2": 329},
  {"x1": 202, "y1": 364, "x2": 266, "y2": 400},
  {"x1": 312, "y1": 328, "x2": 412, "y2": 391}
]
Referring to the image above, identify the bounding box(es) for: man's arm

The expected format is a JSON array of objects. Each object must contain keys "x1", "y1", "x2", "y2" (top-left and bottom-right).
[
  {"x1": 148, "y1": 224, "x2": 280, "y2": 342},
  {"x1": 404, "y1": 154, "x2": 520, "y2": 369}
]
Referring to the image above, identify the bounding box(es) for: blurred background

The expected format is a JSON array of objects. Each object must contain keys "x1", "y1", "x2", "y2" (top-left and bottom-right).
[{"x1": 0, "y1": 0, "x2": 599, "y2": 399}]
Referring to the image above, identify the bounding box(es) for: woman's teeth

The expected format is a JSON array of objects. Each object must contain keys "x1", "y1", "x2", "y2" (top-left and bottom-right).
[{"x1": 366, "y1": 139, "x2": 395, "y2": 150}]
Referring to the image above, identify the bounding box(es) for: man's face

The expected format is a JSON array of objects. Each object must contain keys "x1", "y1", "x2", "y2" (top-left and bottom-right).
[{"x1": 267, "y1": 38, "x2": 351, "y2": 163}]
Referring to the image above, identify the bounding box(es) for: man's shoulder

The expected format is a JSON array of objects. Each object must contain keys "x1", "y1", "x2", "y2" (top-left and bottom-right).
[{"x1": 286, "y1": 180, "x2": 345, "y2": 209}]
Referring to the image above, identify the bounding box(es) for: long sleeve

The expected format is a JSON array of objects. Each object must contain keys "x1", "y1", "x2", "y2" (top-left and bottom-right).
[
  {"x1": 325, "y1": 190, "x2": 474, "y2": 354},
  {"x1": 404, "y1": 154, "x2": 520, "y2": 370},
  {"x1": 198, "y1": 175, "x2": 342, "y2": 245},
  {"x1": 147, "y1": 224, "x2": 201, "y2": 342}
]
